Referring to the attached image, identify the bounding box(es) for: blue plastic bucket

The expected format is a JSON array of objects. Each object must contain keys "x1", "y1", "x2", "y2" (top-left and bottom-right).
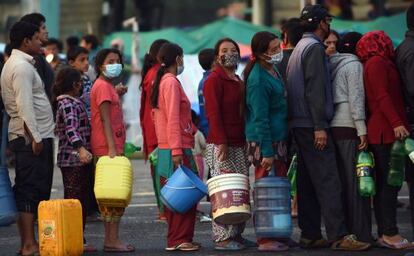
[{"x1": 161, "y1": 165, "x2": 208, "y2": 213}]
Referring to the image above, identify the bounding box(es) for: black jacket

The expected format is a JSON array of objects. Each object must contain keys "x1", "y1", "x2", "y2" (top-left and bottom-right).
[
  {"x1": 33, "y1": 55, "x2": 54, "y2": 101},
  {"x1": 396, "y1": 31, "x2": 414, "y2": 124}
]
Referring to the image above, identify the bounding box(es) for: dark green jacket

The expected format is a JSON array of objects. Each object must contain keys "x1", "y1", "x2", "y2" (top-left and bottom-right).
[{"x1": 245, "y1": 63, "x2": 288, "y2": 157}]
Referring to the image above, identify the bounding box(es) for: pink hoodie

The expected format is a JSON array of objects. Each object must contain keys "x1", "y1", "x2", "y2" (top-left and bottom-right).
[{"x1": 153, "y1": 73, "x2": 194, "y2": 156}]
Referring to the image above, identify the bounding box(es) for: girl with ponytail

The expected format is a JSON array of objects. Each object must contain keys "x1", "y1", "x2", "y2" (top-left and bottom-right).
[
  {"x1": 151, "y1": 43, "x2": 200, "y2": 251},
  {"x1": 139, "y1": 39, "x2": 169, "y2": 220},
  {"x1": 244, "y1": 31, "x2": 289, "y2": 251}
]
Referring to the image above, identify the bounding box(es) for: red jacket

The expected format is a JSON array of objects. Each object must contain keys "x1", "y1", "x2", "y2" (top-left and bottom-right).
[
  {"x1": 203, "y1": 66, "x2": 245, "y2": 146},
  {"x1": 363, "y1": 56, "x2": 408, "y2": 144},
  {"x1": 140, "y1": 64, "x2": 159, "y2": 158}
]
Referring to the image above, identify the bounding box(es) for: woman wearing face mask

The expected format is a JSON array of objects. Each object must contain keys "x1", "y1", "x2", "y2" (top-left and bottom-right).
[
  {"x1": 90, "y1": 48, "x2": 135, "y2": 253},
  {"x1": 244, "y1": 31, "x2": 289, "y2": 252},
  {"x1": 204, "y1": 38, "x2": 253, "y2": 251},
  {"x1": 151, "y1": 43, "x2": 200, "y2": 251}
]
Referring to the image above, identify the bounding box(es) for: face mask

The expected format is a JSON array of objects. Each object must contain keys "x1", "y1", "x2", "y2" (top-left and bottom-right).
[
  {"x1": 103, "y1": 63, "x2": 122, "y2": 78},
  {"x1": 265, "y1": 51, "x2": 284, "y2": 64},
  {"x1": 220, "y1": 53, "x2": 240, "y2": 68},
  {"x1": 177, "y1": 65, "x2": 184, "y2": 75}
]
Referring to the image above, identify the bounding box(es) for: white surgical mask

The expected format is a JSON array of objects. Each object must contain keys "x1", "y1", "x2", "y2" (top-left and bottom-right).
[
  {"x1": 266, "y1": 51, "x2": 283, "y2": 64},
  {"x1": 103, "y1": 63, "x2": 122, "y2": 78}
]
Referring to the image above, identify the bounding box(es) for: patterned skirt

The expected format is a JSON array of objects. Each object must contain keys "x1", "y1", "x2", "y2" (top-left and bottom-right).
[{"x1": 205, "y1": 144, "x2": 249, "y2": 242}]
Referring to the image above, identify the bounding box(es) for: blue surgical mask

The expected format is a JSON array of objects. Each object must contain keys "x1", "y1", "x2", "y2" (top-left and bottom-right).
[
  {"x1": 177, "y1": 65, "x2": 184, "y2": 75},
  {"x1": 266, "y1": 51, "x2": 283, "y2": 64},
  {"x1": 103, "y1": 63, "x2": 122, "y2": 78}
]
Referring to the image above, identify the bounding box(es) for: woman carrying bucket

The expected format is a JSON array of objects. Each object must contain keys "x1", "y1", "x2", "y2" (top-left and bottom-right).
[
  {"x1": 244, "y1": 31, "x2": 290, "y2": 251},
  {"x1": 204, "y1": 38, "x2": 254, "y2": 251},
  {"x1": 151, "y1": 43, "x2": 200, "y2": 251}
]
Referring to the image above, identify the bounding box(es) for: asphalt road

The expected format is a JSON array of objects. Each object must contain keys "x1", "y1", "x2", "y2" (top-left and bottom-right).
[{"x1": 1, "y1": 159, "x2": 414, "y2": 256}]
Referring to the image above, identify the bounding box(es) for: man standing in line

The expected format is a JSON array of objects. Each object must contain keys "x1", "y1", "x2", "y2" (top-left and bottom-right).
[
  {"x1": 286, "y1": 4, "x2": 370, "y2": 251},
  {"x1": 20, "y1": 13, "x2": 54, "y2": 102},
  {"x1": 1, "y1": 21, "x2": 55, "y2": 256},
  {"x1": 396, "y1": 3, "x2": 414, "y2": 240}
]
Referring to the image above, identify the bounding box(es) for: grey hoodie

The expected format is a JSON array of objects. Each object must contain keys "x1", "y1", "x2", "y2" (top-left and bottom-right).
[{"x1": 329, "y1": 53, "x2": 367, "y2": 136}]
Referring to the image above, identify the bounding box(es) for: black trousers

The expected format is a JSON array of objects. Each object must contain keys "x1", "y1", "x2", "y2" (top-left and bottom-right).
[
  {"x1": 370, "y1": 144, "x2": 400, "y2": 237},
  {"x1": 406, "y1": 130, "x2": 414, "y2": 240},
  {"x1": 9, "y1": 137, "x2": 54, "y2": 213},
  {"x1": 334, "y1": 139, "x2": 373, "y2": 243},
  {"x1": 293, "y1": 128, "x2": 347, "y2": 241}
]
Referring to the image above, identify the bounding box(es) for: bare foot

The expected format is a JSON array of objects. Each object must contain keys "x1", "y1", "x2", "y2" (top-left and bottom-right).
[{"x1": 21, "y1": 243, "x2": 39, "y2": 256}]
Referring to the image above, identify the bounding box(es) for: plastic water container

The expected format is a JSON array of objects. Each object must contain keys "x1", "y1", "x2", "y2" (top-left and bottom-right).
[
  {"x1": 95, "y1": 156, "x2": 133, "y2": 207},
  {"x1": 207, "y1": 173, "x2": 251, "y2": 225},
  {"x1": 254, "y1": 176, "x2": 292, "y2": 238},
  {"x1": 38, "y1": 199, "x2": 83, "y2": 256},
  {"x1": 0, "y1": 168, "x2": 17, "y2": 226},
  {"x1": 161, "y1": 165, "x2": 207, "y2": 213},
  {"x1": 0, "y1": 111, "x2": 17, "y2": 226}
]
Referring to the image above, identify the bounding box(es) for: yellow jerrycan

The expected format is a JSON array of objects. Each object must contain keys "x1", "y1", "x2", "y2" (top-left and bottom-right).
[
  {"x1": 94, "y1": 156, "x2": 133, "y2": 207},
  {"x1": 38, "y1": 199, "x2": 83, "y2": 256}
]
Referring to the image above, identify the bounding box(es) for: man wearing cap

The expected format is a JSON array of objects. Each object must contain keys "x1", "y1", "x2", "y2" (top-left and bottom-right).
[{"x1": 286, "y1": 4, "x2": 371, "y2": 251}]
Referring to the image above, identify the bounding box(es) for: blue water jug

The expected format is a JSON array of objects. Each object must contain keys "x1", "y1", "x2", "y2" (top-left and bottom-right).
[
  {"x1": 0, "y1": 111, "x2": 18, "y2": 226},
  {"x1": 254, "y1": 176, "x2": 292, "y2": 238}
]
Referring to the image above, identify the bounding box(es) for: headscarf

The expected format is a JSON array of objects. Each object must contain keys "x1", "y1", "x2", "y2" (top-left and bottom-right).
[{"x1": 356, "y1": 30, "x2": 395, "y2": 62}]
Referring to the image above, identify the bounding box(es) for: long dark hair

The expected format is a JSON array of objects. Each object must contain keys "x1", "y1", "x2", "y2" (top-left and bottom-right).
[
  {"x1": 51, "y1": 67, "x2": 81, "y2": 113},
  {"x1": 150, "y1": 43, "x2": 183, "y2": 108},
  {"x1": 94, "y1": 48, "x2": 124, "y2": 78},
  {"x1": 214, "y1": 37, "x2": 240, "y2": 66},
  {"x1": 140, "y1": 39, "x2": 169, "y2": 90},
  {"x1": 243, "y1": 31, "x2": 278, "y2": 82}
]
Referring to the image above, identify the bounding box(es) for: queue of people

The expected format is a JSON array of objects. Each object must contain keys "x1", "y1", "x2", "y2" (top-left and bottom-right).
[{"x1": 2, "y1": 3, "x2": 414, "y2": 255}]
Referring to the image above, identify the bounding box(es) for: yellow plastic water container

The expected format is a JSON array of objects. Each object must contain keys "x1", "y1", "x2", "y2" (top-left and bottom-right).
[
  {"x1": 38, "y1": 199, "x2": 83, "y2": 256},
  {"x1": 94, "y1": 156, "x2": 133, "y2": 207}
]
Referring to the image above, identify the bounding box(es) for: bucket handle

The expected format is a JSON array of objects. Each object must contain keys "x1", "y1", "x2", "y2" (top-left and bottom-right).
[{"x1": 164, "y1": 184, "x2": 196, "y2": 190}]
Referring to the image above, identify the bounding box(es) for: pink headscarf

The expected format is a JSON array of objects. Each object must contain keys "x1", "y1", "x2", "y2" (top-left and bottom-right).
[{"x1": 356, "y1": 30, "x2": 395, "y2": 62}]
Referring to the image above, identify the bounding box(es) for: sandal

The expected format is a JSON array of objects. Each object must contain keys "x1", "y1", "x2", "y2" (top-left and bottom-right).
[
  {"x1": 83, "y1": 243, "x2": 97, "y2": 253},
  {"x1": 378, "y1": 238, "x2": 414, "y2": 250},
  {"x1": 165, "y1": 242, "x2": 200, "y2": 251},
  {"x1": 215, "y1": 240, "x2": 245, "y2": 251},
  {"x1": 103, "y1": 244, "x2": 135, "y2": 253},
  {"x1": 258, "y1": 241, "x2": 289, "y2": 252}
]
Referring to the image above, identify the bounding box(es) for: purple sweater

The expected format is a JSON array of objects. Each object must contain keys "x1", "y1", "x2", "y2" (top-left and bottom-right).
[{"x1": 55, "y1": 95, "x2": 91, "y2": 167}]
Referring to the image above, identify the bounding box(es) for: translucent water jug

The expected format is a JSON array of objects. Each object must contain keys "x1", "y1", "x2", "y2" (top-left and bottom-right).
[{"x1": 254, "y1": 176, "x2": 292, "y2": 238}]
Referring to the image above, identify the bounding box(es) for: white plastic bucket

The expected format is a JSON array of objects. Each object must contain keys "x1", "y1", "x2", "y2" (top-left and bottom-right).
[{"x1": 207, "y1": 174, "x2": 251, "y2": 225}]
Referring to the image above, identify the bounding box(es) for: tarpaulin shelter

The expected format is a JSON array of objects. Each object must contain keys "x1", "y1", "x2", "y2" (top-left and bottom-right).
[
  {"x1": 103, "y1": 17, "x2": 278, "y2": 59},
  {"x1": 332, "y1": 13, "x2": 407, "y2": 46}
]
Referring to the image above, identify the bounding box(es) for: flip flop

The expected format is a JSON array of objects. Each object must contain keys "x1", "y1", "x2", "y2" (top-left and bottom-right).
[
  {"x1": 165, "y1": 242, "x2": 200, "y2": 251},
  {"x1": 83, "y1": 243, "x2": 97, "y2": 253},
  {"x1": 378, "y1": 238, "x2": 414, "y2": 250},
  {"x1": 258, "y1": 241, "x2": 289, "y2": 252},
  {"x1": 215, "y1": 240, "x2": 246, "y2": 251},
  {"x1": 103, "y1": 244, "x2": 135, "y2": 253}
]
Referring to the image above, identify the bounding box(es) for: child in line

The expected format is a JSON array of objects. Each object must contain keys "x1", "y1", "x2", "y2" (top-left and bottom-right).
[
  {"x1": 53, "y1": 67, "x2": 96, "y2": 253},
  {"x1": 67, "y1": 46, "x2": 100, "y2": 221},
  {"x1": 191, "y1": 110, "x2": 211, "y2": 223},
  {"x1": 90, "y1": 48, "x2": 134, "y2": 253}
]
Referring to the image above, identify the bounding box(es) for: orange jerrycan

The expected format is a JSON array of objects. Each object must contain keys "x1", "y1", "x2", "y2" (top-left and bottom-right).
[
  {"x1": 94, "y1": 156, "x2": 133, "y2": 207},
  {"x1": 38, "y1": 199, "x2": 83, "y2": 256}
]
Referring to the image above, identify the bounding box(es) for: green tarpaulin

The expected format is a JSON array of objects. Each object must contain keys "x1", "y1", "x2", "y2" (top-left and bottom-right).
[
  {"x1": 332, "y1": 13, "x2": 407, "y2": 46},
  {"x1": 103, "y1": 17, "x2": 277, "y2": 59},
  {"x1": 104, "y1": 12, "x2": 407, "y2": 59}
]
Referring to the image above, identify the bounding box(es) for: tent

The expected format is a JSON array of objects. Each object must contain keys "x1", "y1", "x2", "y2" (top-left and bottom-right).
[
  {"x1": 103, "y1": 17, "x2": 278, "y2": 59},
  {"x1": 332, "y1": 12, "x2": 407, "y2": 46}
]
